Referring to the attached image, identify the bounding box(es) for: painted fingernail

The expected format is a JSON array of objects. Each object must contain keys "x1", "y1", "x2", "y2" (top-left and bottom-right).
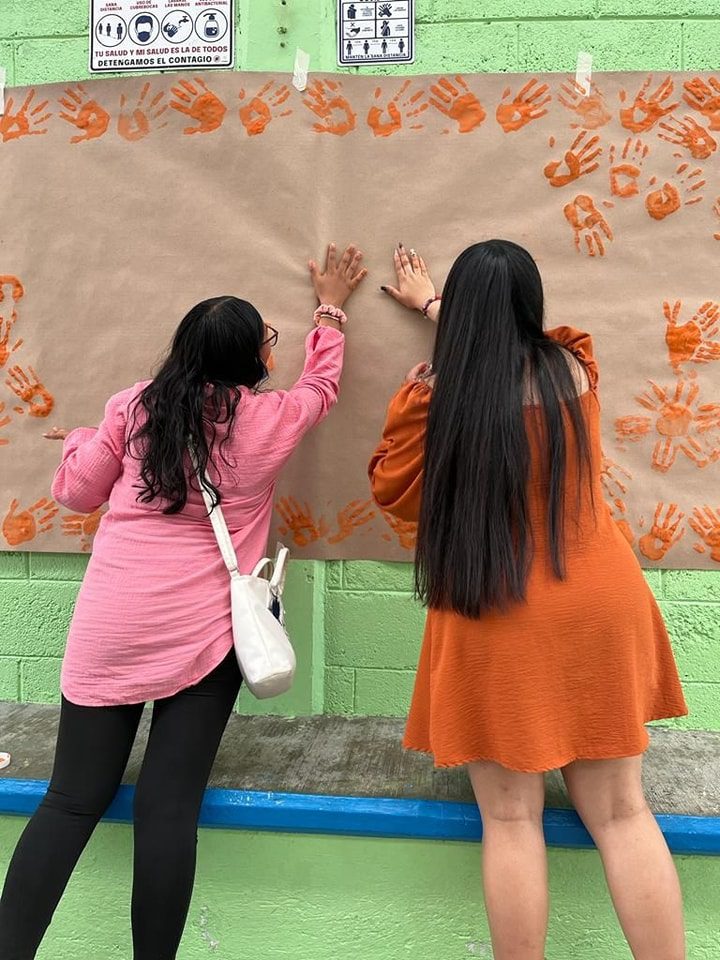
[
  {"x1": 380, "y1": 286, "x2": 387, "y2": 292},
  {"x1": 398, "y1": 241, "x2": 404, "y2": 248}
]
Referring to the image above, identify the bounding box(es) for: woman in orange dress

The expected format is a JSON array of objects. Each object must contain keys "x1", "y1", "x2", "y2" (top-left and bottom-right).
[{"x1": 370, "y1": 240, "x2": 687, "y2": 960}]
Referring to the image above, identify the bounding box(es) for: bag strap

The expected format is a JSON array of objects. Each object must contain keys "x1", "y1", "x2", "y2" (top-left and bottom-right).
[
  {"x1": 252, "y1": 545, "x2": 289, "y2": 595},
  {"x1": 189, "y1": 447, "x2": 289, "y2": 586},
  {"x1": 189, "y1": 447, "x2": 239, "y2": 575}
]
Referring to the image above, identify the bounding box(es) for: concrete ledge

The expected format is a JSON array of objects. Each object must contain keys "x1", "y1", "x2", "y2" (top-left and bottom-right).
[{"x1": 1, "y1": 708, "x2": 719, "y2": 854}]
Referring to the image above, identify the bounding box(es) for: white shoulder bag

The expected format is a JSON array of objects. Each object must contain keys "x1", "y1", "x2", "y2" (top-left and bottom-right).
[{"x1": 194, "y1": 463, "x2": 296, "y2": 700}]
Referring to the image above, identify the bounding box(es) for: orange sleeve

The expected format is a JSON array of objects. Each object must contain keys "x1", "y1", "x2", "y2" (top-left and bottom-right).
[
  {"x1": 368, "y1": 380, "x2": 431, "y2": 524},
  {"x1": 546, "y1": 326, "x2": 599, "y2": 390}
]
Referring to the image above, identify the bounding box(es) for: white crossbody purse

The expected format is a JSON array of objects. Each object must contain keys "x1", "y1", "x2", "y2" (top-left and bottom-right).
[{"x1": 193, "y1": 461, "x2": 296, "y2": 700}]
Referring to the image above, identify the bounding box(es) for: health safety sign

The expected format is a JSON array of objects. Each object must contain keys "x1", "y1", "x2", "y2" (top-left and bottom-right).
[
  {"x1": 90, "y1": 0, "x2": 234, "y2": 73},
  {"x1": 338, "y1": 1, "x2": 414, "y2": 66}
]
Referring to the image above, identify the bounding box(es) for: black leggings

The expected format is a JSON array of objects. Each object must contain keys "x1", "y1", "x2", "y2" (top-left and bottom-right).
[{"x1": 0, "y1": 650, "x2": 241, "y2": 960}]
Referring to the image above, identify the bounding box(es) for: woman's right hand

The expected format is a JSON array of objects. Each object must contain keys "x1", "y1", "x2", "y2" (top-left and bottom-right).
[
  {"x1": 405, "y1": 362, "x2": 435, "y2": 388},
  {"x1": 309, "y1": 243, "x2": 367, "y2": 309},
  {"x1": 381, "y1": 244, "x2": 437, "y2": 314}
]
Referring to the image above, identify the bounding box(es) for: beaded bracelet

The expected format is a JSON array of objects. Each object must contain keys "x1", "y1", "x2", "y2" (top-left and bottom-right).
[
  {"x1": 314, "y1": 304, "x2": 348, "y2": 327},
  {"x1": 421, "y1": 296, "x2": 441, "y2": 318}
]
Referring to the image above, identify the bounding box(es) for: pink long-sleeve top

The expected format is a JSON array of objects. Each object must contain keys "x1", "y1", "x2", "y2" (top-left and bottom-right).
[{"x1": 53, "y1": 326, "x2": 344, "y2": 706}]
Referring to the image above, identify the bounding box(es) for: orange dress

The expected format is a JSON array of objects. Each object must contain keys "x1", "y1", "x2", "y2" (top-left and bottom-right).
[{"x1": 369, "y1": 327, "x2": 688, "y2": 772}]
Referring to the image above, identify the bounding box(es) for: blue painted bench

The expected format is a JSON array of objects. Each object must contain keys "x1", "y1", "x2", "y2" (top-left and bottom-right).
[{"x1": 1, "y1": 707, "x2": 719, "y2": 855}]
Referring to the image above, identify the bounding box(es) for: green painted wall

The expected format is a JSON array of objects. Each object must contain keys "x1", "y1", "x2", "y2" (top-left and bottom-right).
[
  {"x1": 1, "y1": 0, "x2": 720, "y2": 727},
  {"x1": 2, "y1": 6, "x2": 720, "y2": 960},
  {"x1": 0, "y1": 817, "x2": 719, "y2": 959}
]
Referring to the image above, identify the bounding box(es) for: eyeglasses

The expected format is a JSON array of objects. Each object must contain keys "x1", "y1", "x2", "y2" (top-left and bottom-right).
[{"x1": 262, "y1": 325, "x2": 279, "y2": 348}]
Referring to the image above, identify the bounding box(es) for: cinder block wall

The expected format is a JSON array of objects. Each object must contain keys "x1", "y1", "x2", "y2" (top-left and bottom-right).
[{"x1": 1, "y1": 0, "x2": 719, "y2": 724}]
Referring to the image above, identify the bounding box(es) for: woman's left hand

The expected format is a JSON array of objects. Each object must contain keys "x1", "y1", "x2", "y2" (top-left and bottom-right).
[
  {"x1": 382, "y1": 244, "x2": 437, "y2": 313},
  {"x1": 43, "y1": 427, "x2": 69, "y2": 440}
]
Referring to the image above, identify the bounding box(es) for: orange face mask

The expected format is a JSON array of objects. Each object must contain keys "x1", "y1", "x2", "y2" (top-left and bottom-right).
[{"x1": 266, "y1": 352, "x2": 275, "y2": 372}]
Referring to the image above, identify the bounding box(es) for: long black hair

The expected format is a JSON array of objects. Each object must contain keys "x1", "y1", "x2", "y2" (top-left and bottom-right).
[
  {"x1": 129, "y1": 296, "x2": 267, "y2": 514},
  {"x1": 415, "y1": 240, "x2": 593, "y2": 618}
]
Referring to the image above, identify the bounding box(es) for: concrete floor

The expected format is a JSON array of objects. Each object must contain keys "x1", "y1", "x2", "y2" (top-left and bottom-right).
[{"x1": 1, "y1": 704, "x2": 719, "y2": 815}]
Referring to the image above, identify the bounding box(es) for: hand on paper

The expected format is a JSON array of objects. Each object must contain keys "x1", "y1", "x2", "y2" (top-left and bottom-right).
[
  {"x1": 381, "y1": 244, "x2": 437, "y2": 314},
  {"x1": 43, "y1": 427, "x2": 69, "y2": 440},
  {"x1": 405, "y1": 361, "x2": 435, "y2": 388},
  {"x1": 308, "y1": 243, "x2": 368, "y2": 311}
]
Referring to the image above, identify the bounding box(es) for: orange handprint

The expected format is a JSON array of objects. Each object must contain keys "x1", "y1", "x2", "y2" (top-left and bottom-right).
[
  {"x1": 689, "y1": 506, "x2": 720, "y2": 562},
  {"x1": 645, "y1": 163, "x2": 705, "y2": 221},
  {"x1": 608, "y1": 138, "x2": 649, "y2": 198},
  {"x1": 366, "y1": 80, "x2": 427, "y2": 138},
  {"x1": 713, "y1": 197, "x2": 720, "y2": 240},
  {"x1": 303, "y1": 79, "x2": 356, "y2": 136},
  {"x1": 380, "y1": 510, "x2": 417, "y2": 551},
  {"x1": 657, "y1": 114, "x2": 717, "y2": 160},
  {"x1": 651, "y1": 437, "x2": 680, "y2": 473},
  {"x1": 496, "y1": 79, "x2": 551, "y2": 133},
  {"x1": 2, "y1": 498, "x2": 58, "y2": 547},
  {"x1": 620, "y1": 379, "x2": 720, "y2": 471},
  {"x1": 653, "y1": 434, "x2": 720, "y2": 472},
  {"x1": 0, "y1": 277, "x2": 24, "y2": 305},
  {"x1": 170, "y1": 78, "x2": 227, "y2": 135},
  {"x1": 695, "y1": 403, "x2": 720, "y2": 433},
  {"x1": 0, "y1": 90, "x2": 52, "y2": 142},
  {"x1": 600, "y1": 456, "x2": 634, "y2": 545},
  {"x1": 58, "y1": 84, "x2": 110, "y2": 143},
  {"x1": 637, "y1": 379, "x2": 700, "y2": 437},
  {"x1": 615, "y1": 416, "x2": 653, "y2": 443},
  {"x1": 5, "y1": 365, "x2": 54, "y2": 418},
  {"x1": 0, "y1": 276, "x2": 24, "y2": 370},
  {"x1": 683, "y1": 436, "x2": 720, "y2": 467},
  {"x1": 557, "y1": 78, "x2": 611, "y2": 130},
  {"x1": 118, "y1": 82, "x2": 168, "y2": 142},
  {"x1": 615, "y1": 377, "x2": 720, "y2": 469},
  {"x1": 326, "y1": 500, "x2": 376, "y2": 544},
  {"x1": 601, "y1": 455, "x2": 632, "y2": 499},
  {"x1": 427, "y1": 76, "x2": 485, "y2": 133},
  {"x1": 683, "y1": 77, "x2": 720, "y2": 131},
  {"x1": 609, "y1": 501, "x2": 635, "y2": 545},
  {"x1": 62, "y1": 508, "x2": 104, "y2": 552},
  {"x1": 0, "y1": 309, "x2": 22, "y2": 370},
  {"x1": 238, "y1": 80, "x2": 292, "y2": 137},
  {"x1": 619, "y1": 75, "x2": 678, "y2": 134},
  {"x1": 0, "y1": 402, "x2": 10, "y2": 447},
  {"x1": 543, "y1": 130, "x2": 602, "y2": 188},
  {"x1": 663, "y1": 300, "x2": 720, "y2": 372},
  {"x1": 276, "y1": 497, "x2": 328, "y2": 548},
  {"x1": 638, "y1": 502, "x2": 685, "y2": 561},
  {"x1": 563, "y1": 194, "x2": 613, "y2": 257}
]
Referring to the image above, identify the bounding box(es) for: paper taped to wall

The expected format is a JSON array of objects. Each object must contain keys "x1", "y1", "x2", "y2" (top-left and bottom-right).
[{"x1": 1, "y1": 69, "x2": 720, "y2": 568}]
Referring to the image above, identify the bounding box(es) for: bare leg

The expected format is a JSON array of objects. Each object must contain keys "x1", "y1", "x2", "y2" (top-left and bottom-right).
[
  {"x1": 562, "y1": 755, "x2": 685, "y2": 960},
  {"x1": 467, "y1": 761, "x2": 547, "y2": 960}
]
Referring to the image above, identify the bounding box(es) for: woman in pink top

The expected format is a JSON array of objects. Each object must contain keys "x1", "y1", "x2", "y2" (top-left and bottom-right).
[{"x1": 0, "y1": 243, "x2": 367, "y2": 960}]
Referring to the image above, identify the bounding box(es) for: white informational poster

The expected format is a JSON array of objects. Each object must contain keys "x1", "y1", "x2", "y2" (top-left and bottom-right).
[
  {"x1": 337, "y1": 0, "x2": 415, "y2": 66},
  {"x1": 90, "y1": 0, "x2": 234, "y2": 73}
]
